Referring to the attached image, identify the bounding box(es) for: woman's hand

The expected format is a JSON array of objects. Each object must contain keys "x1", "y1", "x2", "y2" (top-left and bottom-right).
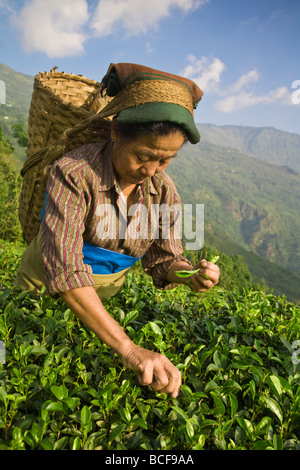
[
  {"x1": 118, "y1": 343, "x2": 181, "y2": 398},
  {"x1": 188, "y1": 259, "x2": 220, "y2": 293},
  {"x1": 168, "y1": 259, "x2": 220, "y2": 293},
  {"x1": 60, "y1": 286, "x2": 182, "y2": 398}
]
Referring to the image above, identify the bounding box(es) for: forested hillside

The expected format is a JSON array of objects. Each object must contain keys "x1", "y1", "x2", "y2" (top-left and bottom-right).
[
  {"x1": 0, "y1": 63, "x2": 33, "y2": 167},
  {"x1": 167, "y1": 142, "x2": 300, "y2": 277}
]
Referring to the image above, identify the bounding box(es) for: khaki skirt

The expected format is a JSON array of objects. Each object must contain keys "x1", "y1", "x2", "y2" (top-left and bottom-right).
[{"x1": 15, "y1": 230, "x2": 129, "y2": 300}]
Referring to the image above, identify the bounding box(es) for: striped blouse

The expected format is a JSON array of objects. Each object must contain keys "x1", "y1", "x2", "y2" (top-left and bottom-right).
[{"x1": 40, "y1": 140, "x2": 191, "y2": 295}]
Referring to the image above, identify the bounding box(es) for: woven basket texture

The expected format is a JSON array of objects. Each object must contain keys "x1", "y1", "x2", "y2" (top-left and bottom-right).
[{"x1": 19, "y1": 69, "x2": 112, "y2": 245}]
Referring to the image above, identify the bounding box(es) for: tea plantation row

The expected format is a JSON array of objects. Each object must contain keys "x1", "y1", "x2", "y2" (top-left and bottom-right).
[{"x1": 0, "y1": 245, "x2": 299, "y2": 450}]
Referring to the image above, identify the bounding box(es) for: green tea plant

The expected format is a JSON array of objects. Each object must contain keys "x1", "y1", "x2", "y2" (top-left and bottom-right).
[{"x1": 0, "y1": 246, "x2": 299, "y2": 450}]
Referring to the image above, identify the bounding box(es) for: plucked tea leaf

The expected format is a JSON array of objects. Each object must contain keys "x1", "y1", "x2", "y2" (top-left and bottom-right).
[
  {"x1": 174, "y1": 255, "x2": 220, "y2": 278},
  {"x1": 174, "y1": 268, "x2": 202, "y2": 278}
]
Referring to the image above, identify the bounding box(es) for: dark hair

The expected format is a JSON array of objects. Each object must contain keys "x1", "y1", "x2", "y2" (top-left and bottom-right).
[{"x1": 115, "y1": 121, "x2": 189, "y2": 143}]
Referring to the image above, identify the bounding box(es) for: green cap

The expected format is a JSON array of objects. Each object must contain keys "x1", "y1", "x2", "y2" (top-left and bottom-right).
[{"x1": 101, "y1": 63, "x2": 203, "y2": 144}]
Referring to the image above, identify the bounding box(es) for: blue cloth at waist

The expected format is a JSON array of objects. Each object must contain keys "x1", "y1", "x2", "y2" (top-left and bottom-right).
[{"x1": 82, "y1": 243, "x2": 141, "y2": 275}]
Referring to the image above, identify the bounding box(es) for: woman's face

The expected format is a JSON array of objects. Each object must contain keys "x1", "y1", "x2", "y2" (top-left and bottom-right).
[{"x1": 111, "y1": 130, "x2": 185, "y2": 189}]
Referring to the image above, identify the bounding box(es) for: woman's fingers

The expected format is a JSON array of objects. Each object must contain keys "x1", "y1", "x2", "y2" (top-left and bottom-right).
[
  {"x1": 150, "y1": 358, "x2": 182, "y2": 397},
  {"x1": 190, "y1": 259, "x2": 220, "y2": 292},
  {"x1": 123, "y1": 346, "x2": 181, "y2": 397}
]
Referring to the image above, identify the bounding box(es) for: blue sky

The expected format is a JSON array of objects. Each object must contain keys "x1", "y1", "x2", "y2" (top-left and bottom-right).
[{"x1": 1, "y1": 0, "x2": 299, "y2": 134}]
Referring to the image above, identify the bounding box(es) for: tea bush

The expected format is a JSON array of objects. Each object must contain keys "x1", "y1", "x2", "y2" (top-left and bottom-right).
[{"x1": 0, "y1": 246, "x2": 299, "y2": 450}]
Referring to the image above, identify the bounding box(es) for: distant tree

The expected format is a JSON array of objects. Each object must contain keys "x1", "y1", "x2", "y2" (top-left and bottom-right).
[
  {"x1": 0, "y1": 123, "x2": 14, "y2": 155},
  {"x1": 12, "y1": 123, "x2": 28, "y2": 148},
  {"x1": 0, "y1": 126, "x2": 22, "y2": 242}
]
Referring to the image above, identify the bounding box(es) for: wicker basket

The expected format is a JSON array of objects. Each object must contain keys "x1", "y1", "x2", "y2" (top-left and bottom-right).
[{"x1": 19, "y1": 68, "x2": 113, "y2": 245}]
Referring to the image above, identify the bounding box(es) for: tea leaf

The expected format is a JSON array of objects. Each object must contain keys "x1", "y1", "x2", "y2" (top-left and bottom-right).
[
  {"x1": 45, "y1": 401, "x2": 65, "y2": 412},
  {"x1": 109, "y1": 424, "x2": 126, "y2": 443},
  {"x1": 171, "y1": 406, "x2": 188, "y2": 423},
  {"x1": 260, "y1": 396, "x2": 283, "y2": 423},
  {"x1": 51, "y1": 385, "x2": 68, "y2": 401},
  {"x1": 273, "y1": 434, "x2": 283, "y2": 450},
  {"x1": 229, "y1": 393, "x2": 238, "y2": 418},
  {"x1": 186, "y1": 420, "x2": 194, "y2": 439},
  {"x1": 210, "y1": 391, "x2": 225, "y2": 417},
  {"x1": 237, "y1": 417, "x2": 254, "y2": 439},
  {"x1": 123, "y1": 309, "x2": 139, "y2": 327},
  {"x1": 53, "y1": 436, "x2": 68, "y2": 450},
  {"x1": 81, "y1": 405, "x2": 91, "y2": 427},
  {"x1": 174, "y1": 268, "x2": 202, "y2": 278},
  {"x1": 72, "y1": 436, "x2": 81, "y2": 450},
  {"x1": 267, "y1": 375, "x2": 282, "y2": 398},
  {"x1": 149, "y1": 321, "x2": 163, "y2": 336}
]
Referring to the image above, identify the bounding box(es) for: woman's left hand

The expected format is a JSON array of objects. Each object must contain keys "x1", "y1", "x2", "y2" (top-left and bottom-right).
[{"x1": 188, "y1": 259, "x2": 220, "y2": 293}]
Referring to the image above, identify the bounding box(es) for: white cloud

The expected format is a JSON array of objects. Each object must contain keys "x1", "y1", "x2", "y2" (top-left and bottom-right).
[
  {"x1": 183, "y1": 54, "x2": 292, "y2": 112},
  {"x1": 227, "y1": 69, "x2": 259, "y2": 94},
  {"x1": 9, "y1": 0, "x2": 209, "y2": 57},
  {"x1": 215, "y1": 84, "x2": 292, "y2": 113},
  {"x1": 181, "y1": 54, "x2": 226, "y2": 93},
  {"x1": 91, "y1": 0, "x2": 209, "y2": 37},
  {"x1": 11, "y1": 0, "x2": 89, "y2": 58}
]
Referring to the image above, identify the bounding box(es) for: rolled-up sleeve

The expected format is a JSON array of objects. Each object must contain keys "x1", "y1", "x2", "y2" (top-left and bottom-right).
[
  {"x1": 142, "y1": 240, "x2": 191, "y2": 290},
  {"x1": 40, "y1": 158, "x2": 94, "y2": 295}
]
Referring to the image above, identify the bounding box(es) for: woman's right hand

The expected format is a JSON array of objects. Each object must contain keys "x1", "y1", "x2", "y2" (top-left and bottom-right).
[
  {"x1": 118, "y1": 343, "x2": 182, "y2": 398},
  {"x1": 60, "y1": 286, "x2": 181, "y2": 397}
]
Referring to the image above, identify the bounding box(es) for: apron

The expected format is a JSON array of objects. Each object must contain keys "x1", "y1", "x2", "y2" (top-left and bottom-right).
[{"x1": 16, "y1": 193, "x2": 142, "y2": 299}]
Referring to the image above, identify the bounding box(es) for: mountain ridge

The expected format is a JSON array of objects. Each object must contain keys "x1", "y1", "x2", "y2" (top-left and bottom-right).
[{"x1": 197, "y1": 123, "x2": 300, "y2": 172}]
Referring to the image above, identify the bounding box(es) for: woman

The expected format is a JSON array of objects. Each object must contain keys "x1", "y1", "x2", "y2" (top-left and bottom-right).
[{"x1": 16, "y1": 63, "x2": 220, "y2": 398}]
